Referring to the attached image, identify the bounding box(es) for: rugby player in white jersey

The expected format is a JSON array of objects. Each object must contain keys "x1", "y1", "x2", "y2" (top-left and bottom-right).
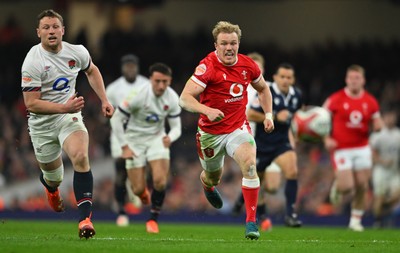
[
  {"x1": 106, "y1": 54, "x2": 149, "y2": 226},
  {"x1": 111, "y1": 63, "x2": 181, "y2": 233},
  {"x1": 21, "y1": 9, "x2": 114, "y2": 239},
  {"x1": 369, "y1": 110, "x2": 400, "y2": 227}
]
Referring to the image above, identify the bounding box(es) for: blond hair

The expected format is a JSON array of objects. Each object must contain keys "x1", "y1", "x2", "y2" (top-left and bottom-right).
[
  {"x1": 212, "y1": 21, "x2": 242, "y2": 42},
  {"x1": 347, "y1": 64, "x2": 365, "y2": 76},
  {"x1": 247, "y1": 52, "x2": 265, "y2": 68}
]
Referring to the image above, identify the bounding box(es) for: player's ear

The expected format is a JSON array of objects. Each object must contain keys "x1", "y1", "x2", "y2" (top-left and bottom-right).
[{"x1": 36, "y1": 28, "x2": 40, "y2": 38}]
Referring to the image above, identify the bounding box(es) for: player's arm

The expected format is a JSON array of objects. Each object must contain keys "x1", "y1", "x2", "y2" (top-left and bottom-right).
[
  {"x1": 247, "y1": 108, "x2": 265, "y2": 123},
  {"x1": 84, "y1": 61, "x2": 114, "y2": 118},
  {"x1": 251, "y1": 76, "x2": 274, "y2": 133},
  {"x1": 322, "y1": 97, "x2": 337, "y2": 151},
  {"x1": 163, "y1": 116, "x2": 182, "y2": 148},
  {"x1": 23, "y1": 91, "x2": 84, "y2": 114},
  {"x1": 179, "y1": 79, "x2": 224, "y2": 122},
  {"x1": 110, "y1": 105, "x2": 137, "y2": 159},
  {"x1": 371, "y1": 114, "x2": 384, "y2": 132}
]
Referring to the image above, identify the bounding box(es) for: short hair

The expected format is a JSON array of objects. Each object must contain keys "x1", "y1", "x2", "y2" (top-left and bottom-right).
[
  {"x1": 347, "y1": 64, "x2": 365, "y2": 76},
  {"x1": 149, "y1": 62, "x2": 172, "y2": 77},
  {"x1": 212, "y1": 21, "x2": 242, "y2": 42},
  {"x1": 275, "y1": 63, "x2": 295, "y2": 75},
  {"x1": 37, "y1": 9, "x2": 63, "y2": 27},
  {"x1": 247, "y1": 52, "x2": 265, "y2": 68}
]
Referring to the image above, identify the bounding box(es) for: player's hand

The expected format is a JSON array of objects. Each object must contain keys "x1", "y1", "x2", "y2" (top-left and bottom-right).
[
  {"x1": 206, "y1": 108, "x2": 225, "y2": 122},
  {"x1": 263, "y1": 117, "x2": 274, "y2": 133},
  {"x1": 102, "y1": 100, "x2": 114, "y2": 118},
  {"x1": 162, "y1": 135, "x2": 171, "y2": 148},
  {"x1": 324, "y1": 136, "x2": 337, "y2": 151},
  {"x1": 121, "y1": 145, "x2": 137, "y2": 160},
  {"x1": 64, "y1": 93, "x2": 84, "y2": 113}
]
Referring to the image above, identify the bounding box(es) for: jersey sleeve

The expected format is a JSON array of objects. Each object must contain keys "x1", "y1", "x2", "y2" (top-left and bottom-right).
[
  {"x1": 248, "y1": 58, "x2": 262, "y2": 84},
  {"x1": 75, "y1": 45, "x2": 91, "y2": 71},
  {"x1": 369, "y1": 95, "x2": 381, "y2": 119},
  {"x1": 168, "y1": 89, "x2": 182, "y2": 117},
  {"x1": 190, "y1": 58, "x2": 213, "y2": 88},
  {"x1": 21, "y1": 52, "x2": 42, "y2": 91}
]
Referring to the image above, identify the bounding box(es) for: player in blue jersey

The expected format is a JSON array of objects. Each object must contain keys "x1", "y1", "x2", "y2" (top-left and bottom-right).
[{"x1": 233, "y1": 63, "x2": 303, "y2": 229}]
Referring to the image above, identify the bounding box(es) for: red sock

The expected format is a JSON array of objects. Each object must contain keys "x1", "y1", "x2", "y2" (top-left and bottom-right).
[{"x1": 242, "y1": 186, "x2": 259, "y2": 223}]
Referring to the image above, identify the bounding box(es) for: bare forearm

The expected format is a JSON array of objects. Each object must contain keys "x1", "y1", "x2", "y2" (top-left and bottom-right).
[
  {"x1": 179, "y1": 93, "x2": 209, "y2": 115},
  {"x1": 86, "y1": 65, "x2": 108, "y2": 103},
  {"x1": 258, "y1": 89, "x2": 273, "y2": 115},
  {"x1": 25, "y1": 99, "x2": 67, "y2": 114}
]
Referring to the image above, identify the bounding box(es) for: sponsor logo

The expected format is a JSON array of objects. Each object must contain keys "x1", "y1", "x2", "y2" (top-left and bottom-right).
[
  {"x1": 22, "y1": 76, "x2": 32, "y2": 83},
  {"x1": 229, "y1": 83, "x2": 244, "y2": 97},
  {"x1": 146, "y1": 114, "x2": 159, "y2": 123},
  {"x1": 194, "y1": 63, "x2": 206, "y2": 75}
]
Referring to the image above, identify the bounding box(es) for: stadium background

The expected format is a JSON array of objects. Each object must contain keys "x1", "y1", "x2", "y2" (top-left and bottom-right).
[{"x1": 0, "y1": 0, "x2": 400, "y2": 226}]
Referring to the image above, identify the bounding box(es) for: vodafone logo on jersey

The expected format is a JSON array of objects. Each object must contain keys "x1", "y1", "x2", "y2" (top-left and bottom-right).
[
  {"x1": 229, "y1": 83, "x2": 244, "y2": 97},
  {"x1": 225, "y1": 83, "x2": 244, "y2": 103},
  {"x1": 346, "y1": 110, "x2": 363, "y2": 128}
]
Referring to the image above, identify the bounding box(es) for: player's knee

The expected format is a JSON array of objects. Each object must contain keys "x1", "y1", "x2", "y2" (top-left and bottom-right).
[
  {"x1": 41, "y1": 165, "x2": 64, "y2": 186},
  {"x1": 265, "y1": 186, "x2": 279, "y2": 194},
  {"x1": 133, "y1": 187, "x2": 145, "y2": 196},
  {"x1": 153, "y1": 179, "x2": 167, "y2": 191},
  {"x1": 71, "y1": 151, "x2": 89, "y2": 171}
]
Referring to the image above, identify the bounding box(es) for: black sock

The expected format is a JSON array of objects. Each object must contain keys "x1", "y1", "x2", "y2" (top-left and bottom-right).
[
  {"x1": 149, "y1": 190, "x2": 166, "y2": 222},
  {"x1": 114, "y1": 158, "x2": 127, "y2": 214},
  {"x1": 257, "y1": 203, "x2": 266, "y2": 221},
  {"x1": 285, "y1": 179, "x2": 298, "y2": 217},
  {"x1": 40, "y1": 173, "x2": 57, "y2": 193},
  {"x1": 74, "y1": 170, "x2": 93, "y2": 222},
  {"x1": 234, "y1": 193, "x2": 245, "y2": 208}
]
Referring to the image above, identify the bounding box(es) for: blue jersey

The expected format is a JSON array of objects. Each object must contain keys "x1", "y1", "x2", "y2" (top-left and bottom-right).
[{"x1": 250, "y1": 82, "x2": 302, "y2": 154}]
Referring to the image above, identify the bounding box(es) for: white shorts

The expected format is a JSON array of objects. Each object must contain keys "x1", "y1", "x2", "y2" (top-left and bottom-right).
[
  {"x1": 332, "y1": 145, "x2": 372, "y2": 171},
  {"x1": 125, "y1": 132, "x2": 169, "y2": 169},
  {"x1": 29, "y1": 112, "x2": 87, "y2": 163},
  {"x1": 372, "y1": 167, "x2": 400, "y2": 196},
  {"x1": 196, "y1": 124, "x2": 255, "y2": 172}
]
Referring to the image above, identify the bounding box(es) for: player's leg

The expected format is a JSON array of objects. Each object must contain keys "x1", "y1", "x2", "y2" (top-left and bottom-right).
[
  {"x1": 197, "y1": 130, "x2": 224, "y2": 209},
  {"x1": 372, "y1": 167, "x2": 386, "y2": 228},
  {"x1": 114, "y1": 157, "x2": 129, "y2": 226},
  {"x1": 330, "y1": 148, "x2": 355, "y2": 206},
  {"x1": 126, "y1": 165, "x2": 149, "y2": 205},
  {"x1": 349, "y1": 169, "x2": 370, "y2": 231},
  {"x1": 275, "y1": 151, "x2": 302, "y2": 227},
  {"x1": 348, "y1": 146, "x2": 373, "y2": 232},
  {"x1": 62, "y1": 129, "x2": 96, "y2": 239},
  {"x1": 226, "y1": 127, "x2": 259, "y2": 239},
  {"x1": 146, "y1": 158, "x2": 169, "y2": 233},
  {"x1": 29, "y1": 126, "x2": 65, "y2": 212},
  {"x1": 38, "y1": 157, "x2": 65, "y2": 212}
]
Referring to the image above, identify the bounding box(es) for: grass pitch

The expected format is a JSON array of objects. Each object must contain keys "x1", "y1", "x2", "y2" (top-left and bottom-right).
[{"x1": 0, "y1": 219, "x2": 399, "y2": 253}]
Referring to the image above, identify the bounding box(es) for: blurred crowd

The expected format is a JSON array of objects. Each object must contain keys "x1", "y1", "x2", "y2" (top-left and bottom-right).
[{"x1": 1, "y1": 15, "x2": 400, "y2": 218}]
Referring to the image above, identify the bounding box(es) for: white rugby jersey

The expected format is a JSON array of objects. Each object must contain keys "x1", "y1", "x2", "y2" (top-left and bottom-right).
[
  {"x1": 370, "y1": 127, "x2": 400, "y2": 171},
  {"x1": 21, "y1": 42, "x2": 90, "y2": 129},
  {"x1": 106, "y1": 75, "x2": 149, "y2": 157},
  {"x1": 112, "y1": 83, "x2": 181, "y2": 146}
]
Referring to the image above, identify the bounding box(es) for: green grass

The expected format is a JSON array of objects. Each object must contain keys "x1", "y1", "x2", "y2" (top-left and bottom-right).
[{"x1": 0, "y1": 219, "x2": 399, "y2": 253}]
